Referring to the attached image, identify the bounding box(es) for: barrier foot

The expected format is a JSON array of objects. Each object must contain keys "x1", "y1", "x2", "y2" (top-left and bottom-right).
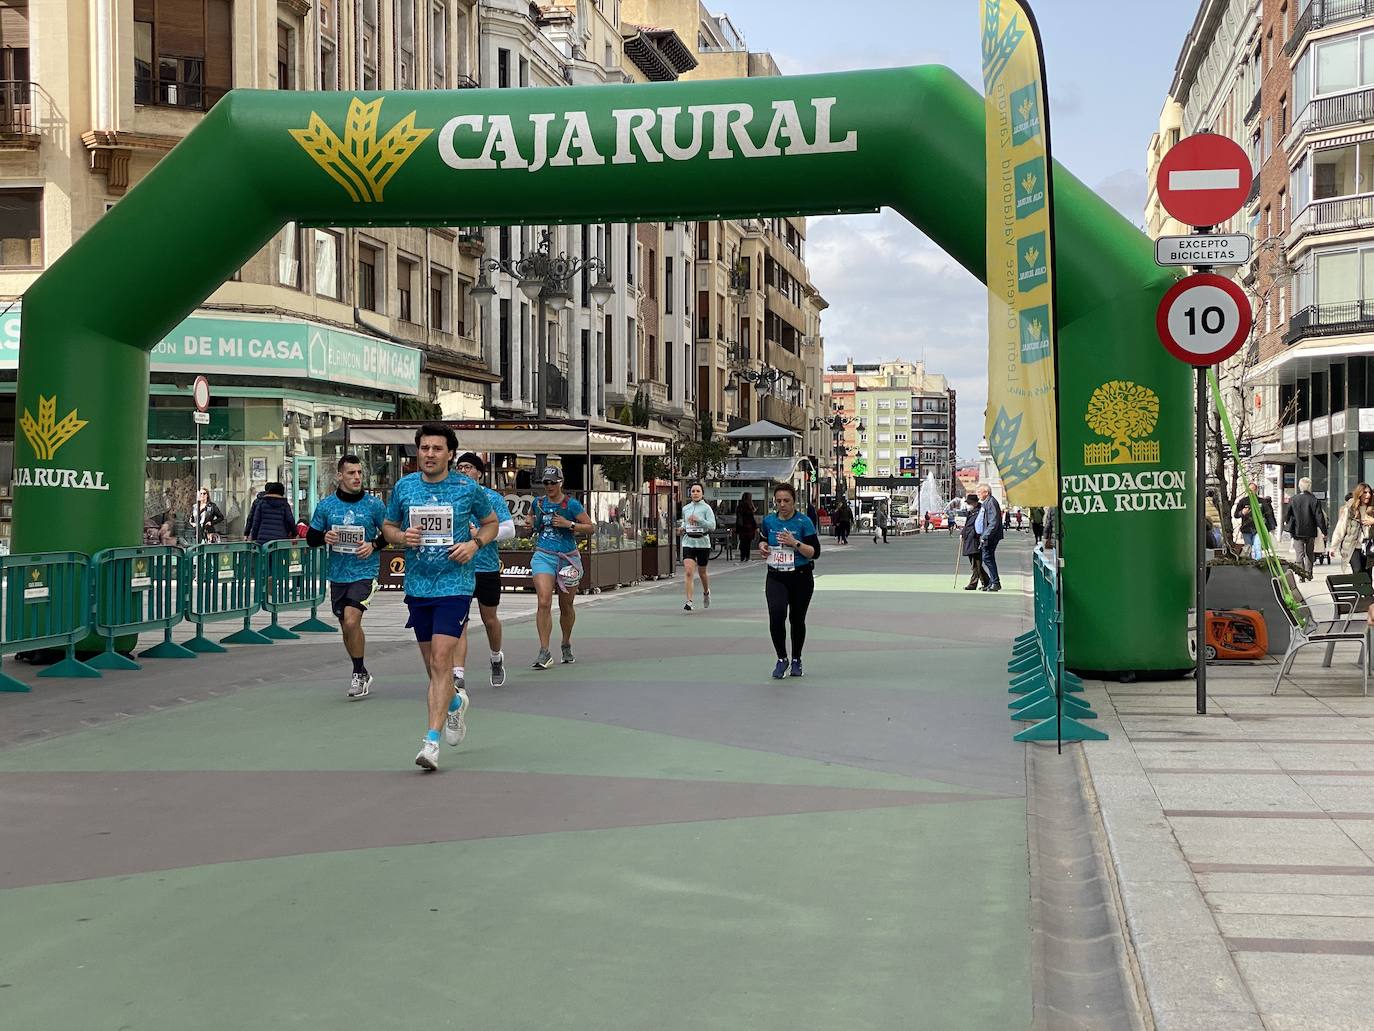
[
  {"x1": 0, "y1": 660, "x2": 30, "y2": 692},
  {"x1": 1008, "y1": 654, "x2": 1039, "y2": 674},
  {"x1": 1015, "y1": 715, "x2": 1109, "y2": 743},
  {"x1": 38, "y1": 646, "x2": 101, "y2": 679},
  {"x1": 1010, "y1": 687, "x2": 1055, "y2": 709},
  {"x1": 1011, "y1": 640, "x2": 1038, "y2": 658},
  {"x1": 222, "y1": 617, "x2": 273, "y2": 646},
  {"x1": 140, "y1": 630, "x2": 197, "y2": 660},
  {"x1": 88, "y1": 642, "x2": 141, "y2": 671},
  {"x1": 1013, "y1": 696, "x2": 1096, "y2": 722},
  {"x1": 261, "y1": 619, "x2": 300, "y2": 641},
  {"x1": 1013, "y1": 630, "x2": 1037, "y2": 645},
  {"x1": 1063, "y1": 671, "x2": 1085, "y2": 691},
  {"x1": 1011, "y1": 667, "x2": 1046, "y2": 688},
  {"x1": 290, "y1": 610, "x2": 335, "y2": 634},
  {"x1": 185, "y1": 626, "x2": 228, "y2": 654}
]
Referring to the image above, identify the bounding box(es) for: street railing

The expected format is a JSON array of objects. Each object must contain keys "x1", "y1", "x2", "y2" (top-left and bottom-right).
[
  {"x1": 89, "y1": 547, "x2": 194, "y2": 669},
  {"x1": 260, "y1": 540, "x2": 334, "y2": 639},
  {"x1": 1008, "y1": 547, "x2": 1106, "y2": 744},
  {"x1": 0, "y1": 552, "x2": 97, "y2": 690},
  {"x1": 184, "y1": 541, "x2": 268, "y2": 650}
]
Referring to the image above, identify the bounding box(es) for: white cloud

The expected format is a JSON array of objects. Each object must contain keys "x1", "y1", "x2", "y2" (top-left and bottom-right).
[
  {"x1": 1094, "y1": 169, "x2": 1148, "y2": 223},
  {"x1": 808, "y1": 210, "x2": 989, "y2": 458}
]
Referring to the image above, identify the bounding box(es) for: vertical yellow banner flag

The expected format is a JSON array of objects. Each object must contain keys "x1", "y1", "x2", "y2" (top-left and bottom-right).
[{"x1": 981, "y1": 0, "x2": 1058, "y2": 505}]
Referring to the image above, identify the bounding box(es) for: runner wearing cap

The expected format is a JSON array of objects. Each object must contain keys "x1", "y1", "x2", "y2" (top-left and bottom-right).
[
  {"x1": 381, "y1": 423, "x2": 498, "y2": 772},
  {"x1": 525, "y1": 465, "x2": 594, "y2": 669},
  {"x1": 678, "y1": 481, "x2": 716, "y2": 611},
  {"x1": 454, "y1": 452, "x2": 516, "y2": 688},
  {"x1": 304, "y1": 454, "x2": 387, "y2": 699}
]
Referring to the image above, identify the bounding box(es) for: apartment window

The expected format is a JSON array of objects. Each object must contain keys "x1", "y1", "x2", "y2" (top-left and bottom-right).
[
  {"x1": 277, "y1": 24, "x2": 297, "y2": 90},
  {"x1": 499, "y1": 298, "x2": 512, "y2": 401},
  {"x1": 877, "y1": 399, "x2": 891, "y2": 408},
  {"x1": 1262, "y1": 116, "x2": 1272, "y2": 164},
  {"x1": 895, "y1": 433, "x2": 908, "y2": 442},
  {"x1": 1309, "y1": 247, "x2": 1374, "y2": 312},
  {"x1": 1279, "y1": 95, "x2": 1287, "y2": 137},
  {"x1": 397, "y1": 256, "x2": 418, "y2": 322},
  {"x1": 666, "y1": 338, "x2": 674, "y2": 396},
  {"x1": 133, "y1": 0, "x2": 233, "y2": 110},
  {"x1": 626, "y1": 225, "x2": 635, "y2": 284},
  {"x1": 499, "y1": 225, "x2": 511, "y2": 262},
  {"x1": 455, "y1": 279, "x2": 468, "y2": 335},
  {"x1": 604, "y1": 314, "x2": 613, "y2": 384},
  {"x1": 361, "y1": 0, "x2": 379, "y2": 89},
  {"x1": 626, "y1": 316, "x2": 636, "y2": 381},
  {"x1": 396, "y1": 0, "x2": 416, "y2": 89},
  {"x1": 518, "y1": 56, "x2": 529, "y2": 87},
  {"x1": 0, "y1": 187, "x2": 41, "y2": 268},
  {"x1": 1312, "y1": 143, "x2": 1373, "y2": 201},
  {"x1": 877, "y1": 434, "x2": 891, "y2": 443},
  {"x1": 648, "y1": 334, "x2": 658, "y2": 380},
  {"x1": 497, "y1": 48, "x2": 510, "y2": 88},
  {"x1": 430, "y1": 265, "x2": 451, "y2": 332},
  {"x1": 697, "y1": 223, "x2": 709, "y2": 260},
  {"x1": 313, "y1": 229, "x2": 341, "y2": 299},
  {"x1": 697, "y1": 290, "x2": 709, "y2": 338},
  {"x1": 877, "y1": 450, "x2": 891, "y2": 460},
  {"x1": 277, "y1": 221, "x2": 303, "y2": 288},
  {"x1": 581, "y1": 224, "x2": 591, "y2": 306},
  {"x1": 648, "y1": 247, "x2": 657, "y2": 298},
  {"x1": 318, "y1": 1, "x2": 339, "y2": 89},
  {"x1": 665, "y1": 256, "x2": 673, "y2": 314},
  {"x1": 358, "y1": 241, "x2": 383, "y2": 312}
]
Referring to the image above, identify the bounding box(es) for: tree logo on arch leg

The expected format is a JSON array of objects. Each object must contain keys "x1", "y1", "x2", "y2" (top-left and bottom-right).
[
  {"x1": 290, "y1": 98, "x2": 433, "y2": 203},
  {"x1": 20, "y1": 395, "x2": 87, "y2": 461},
  {"x1": 1084, "y1": 381, "x2": 1161, "y2": 466}
]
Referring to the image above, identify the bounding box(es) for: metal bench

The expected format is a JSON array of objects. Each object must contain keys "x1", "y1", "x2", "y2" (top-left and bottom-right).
[{"x1": 1271, "y1": 572, "x2": 1369, "y2": 696}]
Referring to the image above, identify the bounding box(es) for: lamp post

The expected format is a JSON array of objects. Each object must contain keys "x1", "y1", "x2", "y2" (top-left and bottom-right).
[
  {"x1": 470, "y1": 228, "x2": 614, "y2": 474},
  {"x1": 825, "y1": 411, "x2": 853, "y2": 500}
]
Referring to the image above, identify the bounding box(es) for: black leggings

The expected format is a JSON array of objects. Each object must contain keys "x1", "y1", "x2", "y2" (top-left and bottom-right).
[{"x1": 766, "y1": 567, "x2": 815, "y2": 660}]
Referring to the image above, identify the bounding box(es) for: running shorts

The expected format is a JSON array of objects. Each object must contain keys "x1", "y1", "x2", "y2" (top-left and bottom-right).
[
  {"x1": 330, "y1": 579, "x2": 377, "y2": 619},
  {"x1": 404, "y1": 595, "x2": 472, "y2": 642},
  {"x1": 682, "y1": 546, "x2": 711, "y2": 566},
  {"x1": 474, "y1": 570, "x2": 502, "y2": 608}
]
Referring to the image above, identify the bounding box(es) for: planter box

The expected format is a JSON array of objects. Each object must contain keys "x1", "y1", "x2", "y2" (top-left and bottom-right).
[
  {"x1": 378, "y1": 548, "x2": 535, "y2": 593},
  {"x1": 642, "y1": 543, "x2": 673, "y2": 579},
  {"x1": 1205, "y1": 564, "x2": 1289, "y2": 654}
]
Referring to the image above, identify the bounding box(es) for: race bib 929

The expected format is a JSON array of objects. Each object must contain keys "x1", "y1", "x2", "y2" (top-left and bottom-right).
[{"x1": 411, "y1": 505, "x2": 454, "y2": 547}]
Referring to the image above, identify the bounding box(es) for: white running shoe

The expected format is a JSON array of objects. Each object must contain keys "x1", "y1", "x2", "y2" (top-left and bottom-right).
[
  {"x1": 490, "y1": 653, "x2": 507, "y2": 688},
  {"x1": 703, "y1": 593, "x2": 711, "y2": 609},
  {"x1": 347, "y1": 672, "x2": 372, "y2": 699},
  {"x1": 561, "y1": 643, "x2": 575, "y2": 664},
  {"x1": 415, "y1": 738, "x2": 440, "y2": 771},
  {"x1": 443, "y1": 688, "x2": 469, "y2": 747}
]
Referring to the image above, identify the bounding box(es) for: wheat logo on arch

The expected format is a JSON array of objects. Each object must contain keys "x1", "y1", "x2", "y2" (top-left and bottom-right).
[
  {"x1": 1085, "y1": 381, "x2": 1161, "y2": 466},
  {"x1": 290, "y1": 97, "x2": 433, "y2": 203},
  {"x1": 21, "y1": 395, "x2": 88, "y2": 461}
]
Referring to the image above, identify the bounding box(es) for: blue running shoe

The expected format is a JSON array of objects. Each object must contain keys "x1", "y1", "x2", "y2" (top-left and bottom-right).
[
  {"x1": 772, "y1": 659, "x2": 788, "y2": 680},
  {"x1": 790, "y1": 659, "x2": 804, "y2": 678}
]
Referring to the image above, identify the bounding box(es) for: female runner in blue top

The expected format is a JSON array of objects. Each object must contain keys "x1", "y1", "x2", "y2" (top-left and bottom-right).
[
  {"x1": 757, "y1": 482, "x2": 821, "y2": 679},
  {"x1": 525, "y1": 465, "x2": 594, "y2": 669}
]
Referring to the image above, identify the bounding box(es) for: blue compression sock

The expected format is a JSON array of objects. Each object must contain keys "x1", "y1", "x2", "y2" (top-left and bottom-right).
[
  {"x1": 426, "y1": 729, "x2": 441, "y2": 743},
  {"x1": 448, "y1": 693, "x2": 464, "y2": 712}
]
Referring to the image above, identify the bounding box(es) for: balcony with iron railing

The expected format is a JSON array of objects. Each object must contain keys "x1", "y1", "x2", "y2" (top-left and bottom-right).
[
  {"x1": 1287, "y1": 193, "x2": 1374, "y2": 244},
  {"x1": 1283, "y1": 300, "x2": 1374, "y2": 344},
  {"x1": 1287, "y1": 86, "x2": 1374, "y2": 147},
  {"x1": 1286, "y1": 0, "x2": 1374, "y2": 58},
  {"x1": 0, "y1": 80, "x2": 39, "y2": 143},
  {"x1": 134, "y1": 73, "x2": 229, "y2": 112}
]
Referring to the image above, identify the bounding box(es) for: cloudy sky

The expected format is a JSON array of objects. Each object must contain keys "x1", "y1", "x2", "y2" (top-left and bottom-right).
[{"x1": 711, "y1": 0, "x2": 1200, "y2": 455}]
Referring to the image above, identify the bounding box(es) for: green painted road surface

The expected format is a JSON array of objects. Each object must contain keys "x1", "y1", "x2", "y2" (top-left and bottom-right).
[{"x1": 1, "y1": 533, "x2": 1037, "y2": 1030}]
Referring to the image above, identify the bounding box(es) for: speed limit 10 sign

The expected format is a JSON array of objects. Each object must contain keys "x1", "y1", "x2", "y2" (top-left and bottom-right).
[{"x1": 1155, "y1": 273, "x2": 1252, "y2": 366}]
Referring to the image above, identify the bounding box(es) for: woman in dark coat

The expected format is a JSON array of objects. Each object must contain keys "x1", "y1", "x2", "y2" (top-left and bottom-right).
[
  {"x1": 736, "y1": 493, "x2": 758, "y2": 563},
  {"x1": 959, "y1": 493, "x2": 985, "y2": 590}
]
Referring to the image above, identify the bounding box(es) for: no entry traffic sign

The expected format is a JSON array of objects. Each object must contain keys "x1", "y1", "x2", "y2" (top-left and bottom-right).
[
  {"x1": 1155, "y1": 273, "x2": 1252, "y2": 366},
  {"x1": 192, "y1": 375, "x2": 211, "y2": 412},
  {"x1": 1157, "y1": 134, "x2": 1253, "y2": 228}
]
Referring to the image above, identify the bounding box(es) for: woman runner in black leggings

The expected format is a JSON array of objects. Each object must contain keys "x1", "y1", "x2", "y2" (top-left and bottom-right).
[{"x1": 758, "y1": 483, "x2": 821, "y2": 679}]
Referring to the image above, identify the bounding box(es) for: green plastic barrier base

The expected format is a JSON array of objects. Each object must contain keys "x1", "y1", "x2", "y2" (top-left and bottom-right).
[
  {"x1": 1010, "y1": 687, "x2": 1054, "y2": 709},
  {"x1": 1013, "y1": 629, "x2": 1036, "y2": 644},
  {"x1": 88, "y1": 649, "x2": 141, "y2": 671},
  {"x1": 1015, "y1": 716, "x2": 1109, "y2": 743},
  {"x1": 0, "y1": 668, "x2": 31, "y2": 692},
  {"x1": 140, "y1": 640, "x2": 197, "y2": 659},
  {"x1": 1013, "y1": 696, "x2": 1097, "y2": 722},
  {"x1": 222, "y1": 628, "x2": 273, "y2": 645},
  {"x1": 38, "y1": 656, "x2": 101, "y2": 679},
  {"x1": 290, "y1": 614, "x2": 335, "y2": 634},
  {"x1": 185, "y1": 630, "x2": 228, "y2": 654},
  {"x1": 1009, "y1": 654, "x2": 1038, "y2": 674},
  {"x1": 261, "y1": 622, "x2": 301, "y2": 641},
  {"x1": 1010, "y1": 678, "x2": 1047, "y2": 697}
]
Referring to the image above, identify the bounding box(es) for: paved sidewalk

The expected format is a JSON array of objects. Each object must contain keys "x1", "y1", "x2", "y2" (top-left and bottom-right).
[
  {"x1": 1080, "y1": 640, "x2": 1374, "y2": 1030},
  {"x1": 1, "y1": 533, "x2": 1038, "y2": 1031}
]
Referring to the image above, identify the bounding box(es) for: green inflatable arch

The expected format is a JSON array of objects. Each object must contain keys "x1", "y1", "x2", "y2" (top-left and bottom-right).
[{"x1": 13, "y1": 66, "x2": 1190, "y2": 673}]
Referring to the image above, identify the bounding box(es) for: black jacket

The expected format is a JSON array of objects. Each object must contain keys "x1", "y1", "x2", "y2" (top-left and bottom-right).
[
  {"x1": 246, "y1": 494, "x2": 297, "y2": 543},
  {"x1": 1284, "y1": 491, "x2": 1327, "y2": 539},
  {"x1": 191, "y1": 500, "x2": 224, "y2": 534},
  {"x1": 978, "y1": 496, "x2": 1004, "y2": 544},
  {"x1": 960, "y1": 508, "x2": 983, "y2": 557}
]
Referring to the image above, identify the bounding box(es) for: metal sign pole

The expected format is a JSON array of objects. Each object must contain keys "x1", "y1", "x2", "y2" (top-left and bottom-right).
[
  {"x1": 195, "y1": 419, "x2": 203, "y2": 546},
  {"x1": 1196, "y1": 365, "x2": 1207, "y2": 715}
]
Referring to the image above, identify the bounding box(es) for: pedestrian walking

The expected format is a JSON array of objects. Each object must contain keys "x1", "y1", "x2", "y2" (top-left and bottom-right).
[
  {"x1": 679, "y1": 481, "x2": 716, "y2": 611},
  {"x1": 975, "y1": 484, "x2": 1004, "y2": 592},
  {"x1": 833, "y1": 498, "x2": 853, "y2": 545},
  {"x1": 190, "y1": 488, "x2": 225, "y2": 543},
  {"x1": 1283, "y1": 477, "x2": 1327, "y2": 578},
  {"x1": 246, "y1": 481, "x2": 297, "y2": 543},
  {"x1": 1030, "y1": 505, "x2": 1045, "y2": 545},
  {"x1": 305, "y1": 454, "x2": 387, "y2": 700},
  {"x1": 380, "y1": 424, "x2": 498, "y2": 772},
  {"x1": 1329, "y1": 482, "x2": 1374, "y2": 574},
  {"x1": 526, "y1": 466, "x2": 595, "y2": 670},
  {"x1": 758, "y1": 483, "x2": 820, "y2": 679},
  {"x1": 872, "y1": 500, "x2": 889, "y2": 544},
  {"x1": 736, "y1": 492, "x2": 758, "y2": 562},
  {"x1": 959, "y1": 493, "x2": 985, "y2": 590},
  {"x1": 453, "y1": 453, "x2": 515, "y2": 689},
  {"x1": 923, "y1": 511, "x2": 933, "y2": 534},
  {"x1": 1255, "y1": 490, "x2": 1278, "y2": 559},
  {"x1": 1014, "y1": 508, "x2": 1024, "y2": 532}
]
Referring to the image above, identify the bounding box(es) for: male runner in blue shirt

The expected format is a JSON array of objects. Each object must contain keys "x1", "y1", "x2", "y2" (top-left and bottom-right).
[
  {"x1": 453, "y1": 452, "x2": 516, "y2": 689},
  {"x1": 382, "y1": 424, "x2": 497, "y2": 771}
]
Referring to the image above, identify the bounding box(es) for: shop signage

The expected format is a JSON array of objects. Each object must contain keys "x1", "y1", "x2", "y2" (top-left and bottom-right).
[{"x1": 0, "y1": 308, "x2": 421, "y2": 395}]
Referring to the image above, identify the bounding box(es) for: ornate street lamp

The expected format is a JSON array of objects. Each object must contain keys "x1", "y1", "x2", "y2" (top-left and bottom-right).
[{"x1": 469, "y1": 228, "x2": 615, "y2": 421}]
